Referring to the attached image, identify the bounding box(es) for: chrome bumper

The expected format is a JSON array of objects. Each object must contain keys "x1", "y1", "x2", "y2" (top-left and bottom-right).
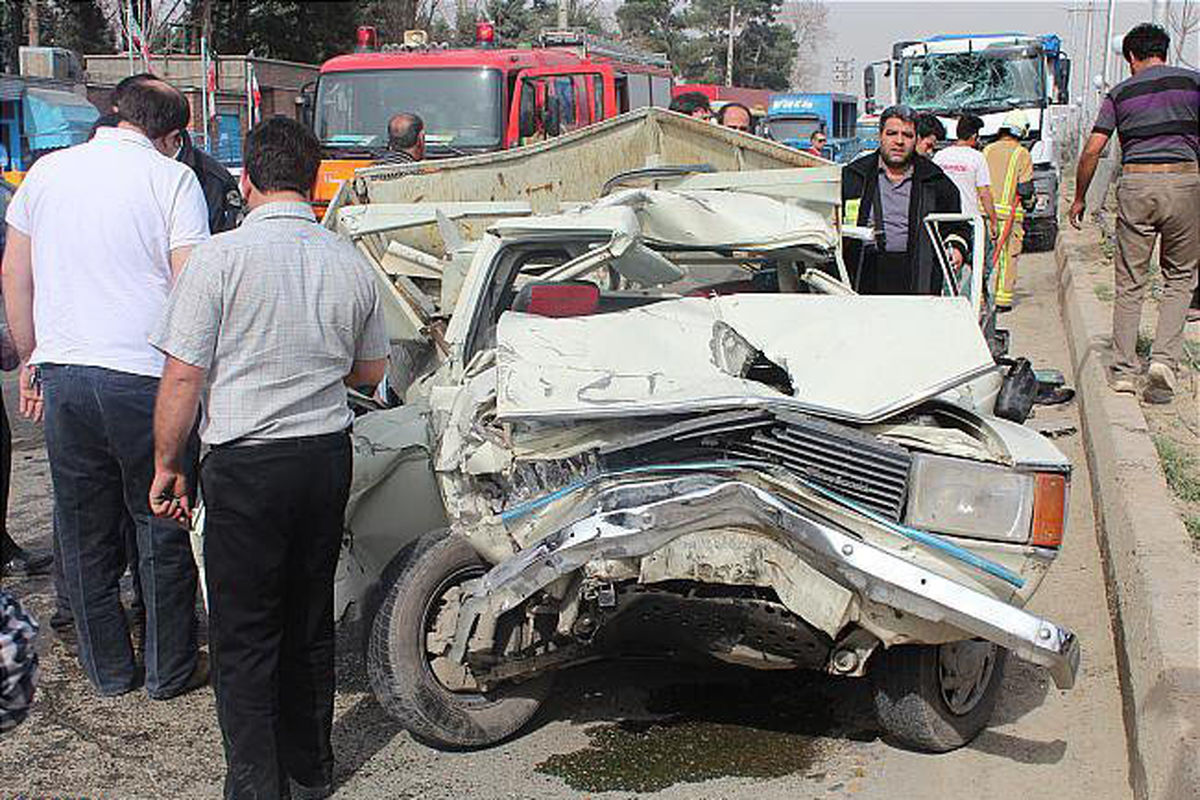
[{"x1": 452, "y1": 474, "x2": 1080, "y2": 690}]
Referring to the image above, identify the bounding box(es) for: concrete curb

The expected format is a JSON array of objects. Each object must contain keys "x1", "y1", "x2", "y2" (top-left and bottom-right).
[{"x1": 1055, "y1": 241, "x2": 1199, "y2": 800}]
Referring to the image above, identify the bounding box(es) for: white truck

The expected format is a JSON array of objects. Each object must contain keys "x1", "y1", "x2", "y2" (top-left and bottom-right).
[{"x1": 863, "y1": 33, "x2": 1073, "y2": 252}]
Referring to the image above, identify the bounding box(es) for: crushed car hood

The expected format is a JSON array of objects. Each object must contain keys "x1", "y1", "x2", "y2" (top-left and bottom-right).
[{"x1": 496, "y1": 294, "x2": 997, "y2": 424}]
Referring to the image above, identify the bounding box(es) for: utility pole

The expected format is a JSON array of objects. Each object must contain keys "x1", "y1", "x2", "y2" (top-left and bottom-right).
[
  {"x1": 557, "y1": 0, "x2": 568, "y2": 29},
  {"x1": 1078, "y1": 0, "x2": 1097, "y2": 154},
  {"x1": 27, "y1": 0, "x2": 39, "y2": 48},
  {"x1": 1101, "y1": 0, "x2": 1117, "y2": 89},
  {"x1": 725, "y1": 4, "x2": 735, "y2": 87}
]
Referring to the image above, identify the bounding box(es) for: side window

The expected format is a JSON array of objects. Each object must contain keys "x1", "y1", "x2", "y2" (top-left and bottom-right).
[
  {"x1": 518, "y1": 78, "x2": 540, "y2": 145},
  {"x1": 615, "y1": 76, "x2": 630, "y2": 114},
  {"x1": 628, "y1": 73, "x2": 652, "y2": 109},
  {"x1": 651, "y1": 76, "x2": 672, "y2": 107},
  {"x1": 591, "y1": 75, "x2": 604, "y2": 120}
]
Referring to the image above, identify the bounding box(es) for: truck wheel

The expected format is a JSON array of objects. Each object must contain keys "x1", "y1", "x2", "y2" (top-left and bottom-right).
[
  {"x1": 367, "y1": 528, "x2": 550, "y2": 748},
  {"x1": 871, "y1": 641, "x2": 1007, "y2": 752},
  {"x1": 1024, "y1": 221, "x2": 1058, "y2": 253}
]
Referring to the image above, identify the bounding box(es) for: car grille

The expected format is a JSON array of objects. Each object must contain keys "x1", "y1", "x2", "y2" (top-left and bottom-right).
[
  {"x1": 605, "y1": 409, "x2": 914, "y2": 522},
  {"x1": 691, "y1": 411, "x2": 912, "y2": 521}
]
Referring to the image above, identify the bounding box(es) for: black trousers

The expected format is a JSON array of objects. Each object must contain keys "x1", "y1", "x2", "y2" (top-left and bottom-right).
[
  {"x1": 200, "y1": 431, "x2": 351, "y2": 800},
  {"x1": 857, "y1": 251, "x2": 918, "y2": 295}
]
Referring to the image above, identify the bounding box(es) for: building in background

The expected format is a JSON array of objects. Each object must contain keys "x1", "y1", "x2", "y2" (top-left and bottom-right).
[{"x1": 84, "y1": 54, "x2": 317, "y2": 165}]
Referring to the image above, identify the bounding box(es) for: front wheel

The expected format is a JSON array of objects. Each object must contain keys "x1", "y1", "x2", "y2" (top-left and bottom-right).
[
  {"x1": 367, "y1": 529, "x2": 550, "y2": 748},
  {"x1": 872, "y1": 641, "x2": 1007, "y2": 752}
]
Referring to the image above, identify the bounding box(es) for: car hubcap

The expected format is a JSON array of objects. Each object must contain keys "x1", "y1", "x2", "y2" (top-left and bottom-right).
[
  {"x1": 938, "y1": 640, "x2": 997, "y2": 715},
  {"x1": 423, "y1": 567, "x2": 484, "y2": 693}
]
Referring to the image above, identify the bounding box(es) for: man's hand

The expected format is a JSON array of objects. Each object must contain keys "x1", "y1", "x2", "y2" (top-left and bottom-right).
[
  {"x1": 1069, "y1": 198, "x2": 1087, "y2": 230},
  {"x1": 17, "y1": 363, "x2": 42, "y2": 423},
  {"x1": 149, "y1": 467, "x2": 191, "y2": 525}
]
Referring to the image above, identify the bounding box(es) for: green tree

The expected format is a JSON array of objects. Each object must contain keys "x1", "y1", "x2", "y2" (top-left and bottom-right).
[
  {"x1": 39, "y1": 0, "x2": 116, "y2": 55},
  {"x1": 684, "y1": 0, "x2": 796, "y2": 89},
  {"x1": 190, "y1": 1, "x2": 360, "y2": 63},
  {"x1": 616, "y1": 0, "x2": 691, "y2": 67}
]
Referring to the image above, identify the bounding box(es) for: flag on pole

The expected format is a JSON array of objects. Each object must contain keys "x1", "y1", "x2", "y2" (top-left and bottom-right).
[
  {"x1": 247, "y1": 63, "x2": 261, "y2": 125},
  {"x1": 126, "y1": 2, "x2": 152, "y2": 68},
  {"x1": 206, "y1": 55, "x2": 218, "y2": 122}
]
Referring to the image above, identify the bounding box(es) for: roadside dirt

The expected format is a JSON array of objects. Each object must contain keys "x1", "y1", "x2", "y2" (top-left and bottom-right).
[{"x1": 1064, "y1": 190, "x2": 1200, "y2": 551}]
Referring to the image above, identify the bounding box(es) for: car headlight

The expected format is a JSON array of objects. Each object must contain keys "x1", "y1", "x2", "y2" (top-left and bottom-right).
[{"x1": 906, "y1": 454, "x2": 1067, "y2": 545}]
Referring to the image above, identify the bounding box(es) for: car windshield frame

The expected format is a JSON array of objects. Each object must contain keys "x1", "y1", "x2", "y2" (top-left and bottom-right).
[
  {"x1": 899, "y1": 51, "x2": 1045, "y2": 114},
  {"x1": 314, "y1": 67, "x2": 505, "y2": 153}
]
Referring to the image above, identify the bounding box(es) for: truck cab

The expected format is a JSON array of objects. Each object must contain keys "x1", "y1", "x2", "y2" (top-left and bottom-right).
[
  {"x1": 305, "y1": 27, "x2": 672, "y2": 214},
  {"x1": 764, "y1": 92, "x2": 862, "y2": 162},
  {"x1": 863, "y1": 33, "x2": 1071, "y2": 251}
]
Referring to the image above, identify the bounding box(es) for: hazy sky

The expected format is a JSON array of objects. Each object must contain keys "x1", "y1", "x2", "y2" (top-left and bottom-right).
[{"x1": 807, "y1": 0, "x2": 1194, "y2": 97}]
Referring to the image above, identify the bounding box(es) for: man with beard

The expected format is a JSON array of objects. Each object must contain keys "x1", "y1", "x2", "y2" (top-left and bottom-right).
[{"x1": 841, "y1": 105, "x2": 962, "y2": 295}]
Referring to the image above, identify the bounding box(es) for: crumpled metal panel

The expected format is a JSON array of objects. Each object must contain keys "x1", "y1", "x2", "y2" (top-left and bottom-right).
[
  {"x1": 489, "y1": 187, "x2": 838, "y2": 252},
  {"x1": 495, "y1": 294, "x2": 996, "y2": 424}
]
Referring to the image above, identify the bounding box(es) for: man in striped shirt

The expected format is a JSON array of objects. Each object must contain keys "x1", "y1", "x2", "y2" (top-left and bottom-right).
[{"x1": 1070, "y1": 23, "x2": 1199, "y2": 403}]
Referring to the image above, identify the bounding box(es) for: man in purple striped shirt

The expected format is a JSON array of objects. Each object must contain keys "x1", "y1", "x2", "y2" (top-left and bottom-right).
[{"x1": 1070, "y1": 23, "x2": 1199, "y2": 403}]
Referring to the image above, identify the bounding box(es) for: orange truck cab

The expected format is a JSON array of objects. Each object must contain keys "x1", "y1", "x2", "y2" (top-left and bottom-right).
[{"x1": 304, "y1": 26, "x2": 673, "y2": 214}]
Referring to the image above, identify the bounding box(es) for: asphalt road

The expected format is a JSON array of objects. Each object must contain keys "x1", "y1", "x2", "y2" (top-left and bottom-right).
[{"x1": 0, "y1": 250, "x2": 1132, "y2": 799}]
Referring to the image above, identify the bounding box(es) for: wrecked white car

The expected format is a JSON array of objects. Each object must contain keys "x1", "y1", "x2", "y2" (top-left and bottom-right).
[{"x1": 332, "y1": 168, "x2": 1080, "y2": 756}]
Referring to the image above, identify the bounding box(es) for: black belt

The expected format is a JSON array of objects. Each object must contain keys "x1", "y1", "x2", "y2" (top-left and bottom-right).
[{"x1": 212, "y1": 428, "x2": 350, "y2": 451}]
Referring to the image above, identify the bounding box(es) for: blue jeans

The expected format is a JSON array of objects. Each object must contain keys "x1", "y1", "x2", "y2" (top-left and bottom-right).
[{"x1": 41, "y1": 364, "x2": 198, "y2": 697}]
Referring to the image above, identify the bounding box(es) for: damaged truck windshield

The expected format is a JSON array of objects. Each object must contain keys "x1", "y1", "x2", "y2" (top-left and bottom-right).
[{"x1": 900, "y1": 50, "x2": 1044, "y2": 114}]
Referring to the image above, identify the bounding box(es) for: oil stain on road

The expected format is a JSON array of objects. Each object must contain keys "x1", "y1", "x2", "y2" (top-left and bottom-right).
[{"x1": 536, "y1": 668, "x2": 877, "y2": 792}]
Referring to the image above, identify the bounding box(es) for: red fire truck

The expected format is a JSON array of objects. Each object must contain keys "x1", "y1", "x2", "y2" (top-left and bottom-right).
[{"x1": 305, "y1": 25, "x2": 673, "y2": 210}]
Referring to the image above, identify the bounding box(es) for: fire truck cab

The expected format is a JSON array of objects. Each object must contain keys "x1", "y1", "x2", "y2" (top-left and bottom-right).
[{"x1": 306, "y1": 27, "x2": 672, "y2": 210}]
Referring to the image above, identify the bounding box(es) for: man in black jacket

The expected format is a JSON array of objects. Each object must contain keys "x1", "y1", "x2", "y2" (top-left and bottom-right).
[
  {"x1": 842, "y1": 105, "x2": 962, "y2": 295},
  {"x1": 177, "y1": 131, "x2": 243, "y2": 234},
  {"x1": 106, "y1": 74, "x2": 243, "y2": 234}
]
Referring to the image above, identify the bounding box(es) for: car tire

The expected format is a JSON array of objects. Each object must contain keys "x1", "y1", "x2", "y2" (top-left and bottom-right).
[
  {"x1": 367, "y1": 528, "x2": 550, "y2": 749},
  {"x1": 871, "y1": 641, "x2": 1007, "y2": 753}
]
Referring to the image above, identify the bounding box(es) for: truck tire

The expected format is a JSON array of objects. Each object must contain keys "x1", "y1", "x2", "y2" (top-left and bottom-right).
[
  {"x1": 1023, "y1": 220, "x2": 1058, "y2": 253},
  {"x1": 367, "y1": 528, "x2": 551, "y2": 748},
  {"x1": 872, "y1": 641, "x2": 1007, "y2": 752}
]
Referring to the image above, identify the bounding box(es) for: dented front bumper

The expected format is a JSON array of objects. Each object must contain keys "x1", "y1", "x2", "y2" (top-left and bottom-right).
[{"x1": 451, "y1": 474, "x2": 1080, "y2": 689}]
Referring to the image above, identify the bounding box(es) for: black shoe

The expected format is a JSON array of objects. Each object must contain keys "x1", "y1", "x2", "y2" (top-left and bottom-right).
[{"x1": 4, "y1": 547, "x2": 53, "y2": 576}]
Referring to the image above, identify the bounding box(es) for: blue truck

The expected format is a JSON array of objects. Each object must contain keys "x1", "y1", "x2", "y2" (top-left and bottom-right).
[{"x1": 762, "y1": 92, "x2": 864, "y2": 162}]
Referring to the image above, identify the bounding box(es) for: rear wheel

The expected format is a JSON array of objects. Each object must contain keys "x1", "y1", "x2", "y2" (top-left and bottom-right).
[
  {"x1": 872, "y1": 641, "x2": 1007, "y2": 752},
  {"x1": 367, "y1": 529, "x2": 550, "y2": 748}
]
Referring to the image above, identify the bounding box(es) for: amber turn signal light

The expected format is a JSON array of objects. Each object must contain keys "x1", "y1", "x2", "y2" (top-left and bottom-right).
[{"x1": 1031, "y1": 473, "x2": 1068, "y2": 547}]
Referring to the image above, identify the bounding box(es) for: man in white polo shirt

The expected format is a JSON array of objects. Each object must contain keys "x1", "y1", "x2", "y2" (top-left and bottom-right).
[{"x1": 1, "y1": 77, "x2": 210, "y2": 698}]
